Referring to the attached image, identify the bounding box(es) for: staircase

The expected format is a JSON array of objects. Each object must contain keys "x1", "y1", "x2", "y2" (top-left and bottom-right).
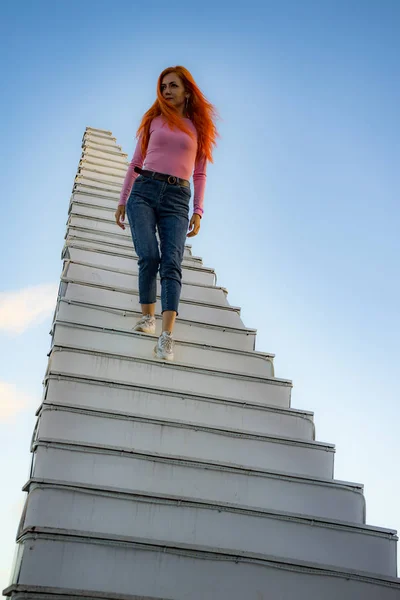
[{"x1": 3, "y1": 126, "x2": 400, "y2": 600}]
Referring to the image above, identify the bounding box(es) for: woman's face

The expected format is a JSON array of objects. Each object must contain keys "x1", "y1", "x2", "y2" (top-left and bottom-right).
[{"x1": 160, "y1": 72, "x2": 188, "y2": 112}]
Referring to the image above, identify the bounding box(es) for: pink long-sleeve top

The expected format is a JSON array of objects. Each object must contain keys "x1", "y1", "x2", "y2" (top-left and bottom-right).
[{"x1": 118, "y1": 115, "x2": 207, "y2": 216}]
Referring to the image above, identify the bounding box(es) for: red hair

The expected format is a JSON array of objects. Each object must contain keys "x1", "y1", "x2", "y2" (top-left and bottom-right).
[{"x1": 136, "y1": 66, "x2": 219, "y2": 163}]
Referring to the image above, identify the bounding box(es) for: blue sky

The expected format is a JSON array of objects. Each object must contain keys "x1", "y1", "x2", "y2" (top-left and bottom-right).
[{"x1": 1, "y1": 0, "x2": 399, "y2": 586}]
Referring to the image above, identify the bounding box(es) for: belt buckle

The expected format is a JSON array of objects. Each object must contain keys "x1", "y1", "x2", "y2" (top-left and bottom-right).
[{"x1": 168, "y1": 175, "x2": 177, "y2": 185}]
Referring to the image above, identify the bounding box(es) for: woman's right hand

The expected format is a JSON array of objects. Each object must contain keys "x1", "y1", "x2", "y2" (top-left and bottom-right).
[{"x1": 115, "y1": 205, "x2": 126, "y2": 230}]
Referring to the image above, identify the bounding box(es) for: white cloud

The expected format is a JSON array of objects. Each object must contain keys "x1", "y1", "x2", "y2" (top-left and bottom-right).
[
  {"x1": 0, "y1": 283, "x2": 58, "y2": 334},
  {"x1": 0, "y1": 381, "x2": 35, "y2": 422}
]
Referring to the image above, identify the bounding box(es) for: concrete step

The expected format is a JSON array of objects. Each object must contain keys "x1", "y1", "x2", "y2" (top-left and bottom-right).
[
  {"x1": 22, "y1": 483, "x2": 397, "y2": 577},
  {"x1": 85, "y1": 125, "x2": 114, "y2": 134},
  {"x1": 62, "y1": 260, "x2": 223, "y2": 306},
  {"x1": 62, "y1": 251, "x2": 217, "y2": 293},
  {"x1": 7, "y1": 533, "x2": 400, "y2": 599},
  {"x1": 59, "y1": 281, "x2": 245, "y2": 329},
  {"x1": 78, "y1": 147, "x2": 128, "y2": 167},
  {"x1": 69, "y1": 197, "x2": 121, "y2": 220},
  {"x1": 81, "y1": 143, "x2": 123, "y2": 160},
  {"x1": 66, "y1": 214, "x2": 163, "y2": 243},
  {"x1": 83, "y1": 139, "x2": 126, "y2": 158},
  {"x1": 35, "y1": 405, "x2": 333, "y2": 478},
  {"x1": 79, "y1": 158, "x2": 128, "y2": 179},
  {"x1": 66, "y1": 225, "x2": 134, "y2": 247},
  {"x1": 84, "y1": 126, "x2": 118, "y2": 137},
  {"x1": 43, "y1": 375, "x2": 313, "y2": 440},
  {"x1": 74, "y1": 173, "x2": 123, "y2": 192},
  {"x1": 46, "y1": 345, "x2": 291, "y2": 407},
  {"x1": 66, "y1": 195, "x2": 201, "y2": 263},
  {"x1": 84, "y1": 131, "x2": 122, "y2": 150},
  {"x1": 77, "y1": 166, "x2": 125, "y2": 187},
  {"x1": 66, "y1": 224, "x2": 195, "y2": 257},
  {"x1": 66, "y1": 214, "x2": 213, "y2": 284},
  {"x1": 51, "y1": 319, "x2": 274, "y2": 379},
  {"x1": 84, "y1": 126, "x2": 115, "y2": 138},
  {"x1": 69, "y1": 190, "x2": 143, "y2": 213},
  {"x1": 73, "y1": 180, "x2": 123, "y2": 200},
  {"x1": 65, "y1": 236, "x2": 203, "y2": 266},
  {"x1": 71, "y1": 198, "x2": 208, "y2": 229},
  {"x1": 70, "y1": 200, "x2": 210, "y2": 234},
  {"x1": 71, "y1": 183, "x2": 122, "y2": 201},
  {"x1": 81, "y1": 144, "x2": 124, "y2": 159},
  {"x1": 63, "y1": 246, "x2": 212, "y2": 289},
  {"x1": 55, "y1": 298, "x2": 256, "y2": 351},
  {"x1": 84, "y1": 126, "x2": 115, "y2": 134},
  {"x1": 80, "y1": 152, "x2": 127, "y2": 170},
  {"x1": 30, "y1": 441, "x2": 364, "y2": 522}
]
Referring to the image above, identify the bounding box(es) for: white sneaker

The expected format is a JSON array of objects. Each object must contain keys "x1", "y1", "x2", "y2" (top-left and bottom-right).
[
  {"x1": 154, "y1": 331, "x2": 174, "y2": 361},
  {"x1": 133, "y1": 314, "x2": 156, "y2": 334}
]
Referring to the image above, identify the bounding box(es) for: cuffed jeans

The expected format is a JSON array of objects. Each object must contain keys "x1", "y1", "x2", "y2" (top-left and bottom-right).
[{"x1": 126, "y1": 174, "x2": 190, "y2": 314}]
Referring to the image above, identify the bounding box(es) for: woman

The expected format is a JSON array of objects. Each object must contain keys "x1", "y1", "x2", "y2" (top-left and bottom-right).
[{"x1": 115, "y1": 66, "x2": 218, "y2": 361}]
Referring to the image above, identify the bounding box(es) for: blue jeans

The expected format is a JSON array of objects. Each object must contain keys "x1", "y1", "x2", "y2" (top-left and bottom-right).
[{"x1": 126, "y1": 174, "x2": 190, "y2": 314}]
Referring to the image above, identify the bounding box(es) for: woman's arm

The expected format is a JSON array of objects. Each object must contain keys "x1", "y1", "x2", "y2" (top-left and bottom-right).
[
  {"x1": 118, "y1": 134, "x2": 145, "y2": 207},
  {"x1": 187, "y1": 154, "x2": 207, "y2": 238},
  {"x1": 192, "y1": 153, "x2": 207, "y2": 217}
]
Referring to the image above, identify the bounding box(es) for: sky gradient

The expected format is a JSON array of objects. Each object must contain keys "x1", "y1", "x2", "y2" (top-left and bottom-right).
[{"x1": 1, "y1": 0, "x2": 399, "y2": 586}]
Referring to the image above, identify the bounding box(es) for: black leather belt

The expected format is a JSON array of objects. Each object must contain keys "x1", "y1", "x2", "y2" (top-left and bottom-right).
[{"x1": 134, "y1": 166, "x2": 190, "y2": 188}]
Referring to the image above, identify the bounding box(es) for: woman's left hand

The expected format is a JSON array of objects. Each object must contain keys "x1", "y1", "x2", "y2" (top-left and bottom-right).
[{"x1": 187, "y1": 214, "x2": 201, "y2": 238}]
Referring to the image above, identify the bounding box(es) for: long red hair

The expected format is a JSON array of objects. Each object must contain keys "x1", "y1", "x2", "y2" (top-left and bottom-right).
[{"x1": 136, "y1": 66, "x2": 219, "y2": 163}]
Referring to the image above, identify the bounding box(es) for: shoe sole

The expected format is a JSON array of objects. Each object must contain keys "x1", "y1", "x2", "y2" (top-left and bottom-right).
[
  {"x1": 153, "y1": 346, "x2": 174, "y2": 361},
  {"x1": 133, "y1": 327, "x2": 156, "y2": 335}
]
